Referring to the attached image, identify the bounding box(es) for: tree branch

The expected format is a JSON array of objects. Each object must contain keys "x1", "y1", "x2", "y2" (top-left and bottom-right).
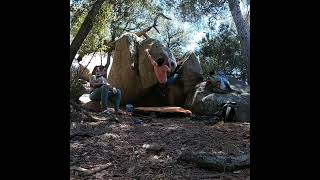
[{"x1": 135, "y1": 12, "x2": 172, "y2": 35}]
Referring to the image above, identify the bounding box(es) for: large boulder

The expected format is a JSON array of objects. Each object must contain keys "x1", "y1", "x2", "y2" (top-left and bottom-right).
[
  {"x1": 138, "y1": 38, "x2": 177, "y2": 89},
  {"x1": 79, "y1": 64, "x2": 91, "y2": 82},
  {"x1": 82, "y1": 101, "x2": 102, "y2": 112},
  {"x1": 70, "y1": 60, "x2": 91, "y2": 82},
  {"x1": 70, "y1": 61, "x2": 91, "y2": 102},
  {"x1": 167, "y1": 52, "x2": 204, "y2": 106},
  {"x1": 81, "y1": 95, "x2": 119, "y2": 112},
  {"x1": 185, "y1": 79, "x2": 250, "y2": 122},
  {"x1": 107, "y1": 33, "x2": 177, "y2": 105},
  {"x1": 131, "y1": 51, "x2": 204, "y2": 107},
  {"x1": 107, "y1": 33, "x2": 144, "y2": 104},
  {"x1": 70, "y1": 80, "x2": 86, "y2": 102},
  {"x1": 226, "y1": 75, "x2": 250, "y2": 94},
  {"x1": 179, "y1": 52, "x2": 204, "y2": 94}
]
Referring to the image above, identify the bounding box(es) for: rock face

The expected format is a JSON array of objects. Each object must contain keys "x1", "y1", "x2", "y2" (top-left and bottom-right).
[
  {"x1": 107, "y1": 33, "x2": 250, "y2": 118},
  {"x1": 79, "y1": 64, "x2": 91, "y2": 82},
  {"x1": 138, "y1": 38, "x2": 177, "y2": 89},
  {"x1": 70, "y1": 60, "x2": 91, "y2": 82},
  {"x1": 107, "y1": 33, "x2": 177, "y2": 104},
  {"x1": 180, "y1": 52, "x2": 204, "y2": 94},
  {"x1": 82, "y1": 101, "x2": 102, "y2": 112},
  {"x1": 70, "y1": 60, "x2": 91, "y2": 102},
  {"x1": 166, "y1": 52, "x2": 204, "y2": 106},
  {"x1": 184, "y1": 79, "x2": 250, "y2": 122},
  {"x1": 70, "y1": 80, "x2": 86, "y2": 102},
  {"x1": 226, "y1": 75, "x2": 250, "y2": 94},
  {"x1": 107, "y1": 33, "x2": 143, "y2": 104}
]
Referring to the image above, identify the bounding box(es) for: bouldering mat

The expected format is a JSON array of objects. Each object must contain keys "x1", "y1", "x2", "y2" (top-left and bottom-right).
[{"x1": 133, "y1": 106, "x2": 192, "y2": 117}]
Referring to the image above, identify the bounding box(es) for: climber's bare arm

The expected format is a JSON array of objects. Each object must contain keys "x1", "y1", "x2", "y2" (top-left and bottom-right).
[{"x1": 144, "y1": 49, "x2": 157, "y2": 66}]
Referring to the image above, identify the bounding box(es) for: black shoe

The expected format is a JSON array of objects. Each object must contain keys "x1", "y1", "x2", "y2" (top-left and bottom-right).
[
  {"x1": 157, "y1": 86, "x2": 166, "y2": 96},
  {"x1": 163, "y1": 87, "x2": 169, "y2": 95},
  {"x1": 160, "y1": 87, "x2": 166, "y2": 96},
  {"x1": 101, "y1": 109, "x2": 111, "y2": 115}
]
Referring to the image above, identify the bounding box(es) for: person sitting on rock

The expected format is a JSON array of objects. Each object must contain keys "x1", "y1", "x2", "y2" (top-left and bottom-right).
[
  {"x1": 144, "y1": 48, "x2": 180, "y2": 96},
  {"x1": 89, "y1": 69, "x2": 123, "y2": 115},
  {"x1": 207, "y1": 70, "x2": 233, "y2": 93}
]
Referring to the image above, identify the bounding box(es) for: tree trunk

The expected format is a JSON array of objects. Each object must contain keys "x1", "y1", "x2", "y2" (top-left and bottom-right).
[
  {"x1": 70, "y1": 0, "x2": 106, "y2": 67},
  {"x1": 228, "y1": 0, "x2": 250, "y2": 84},
  {"x1": 104, "y1": 32, "x2": 115, "y2": 70},
  {"x1": 105, "y1": 53, "x2": 112, "y2": 69}
]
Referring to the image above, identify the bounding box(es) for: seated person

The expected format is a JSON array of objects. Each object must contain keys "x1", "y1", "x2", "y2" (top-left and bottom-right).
[
  {"x1": 207, "y1": 70, "x2": 233, "y2": 93},
  {"x1": 89, "y1": 69, "x2": 123, "y2": 114}
]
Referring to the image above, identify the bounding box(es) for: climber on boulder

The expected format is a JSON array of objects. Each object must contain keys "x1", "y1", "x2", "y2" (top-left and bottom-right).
[{"x1": 144, "y1": 48, "x2": 180, "y2": 96}]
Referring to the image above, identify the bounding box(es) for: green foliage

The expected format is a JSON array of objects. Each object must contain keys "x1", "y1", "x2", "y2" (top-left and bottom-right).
[
  {"x1": 149, "y1": 19, "x2": 192, "y2": 57},
  {"x1": 177, "y1": 0, "x2": 228, "y2": 23},
  {"x1": 173, "y1": 0, "x2": 249, "y2": 82},
  {"x1": 70, "y1": 0, "x2": 156, "y2": 56},
  {"x1": 108, "y1": 0, "x2": 156, "y2": 41},
  {"x1": 70, "y1": 1, "x2": 112, "y2": 56},
  {"x1": 199, "y1": 23, "x2": 247, "y2": 81}
]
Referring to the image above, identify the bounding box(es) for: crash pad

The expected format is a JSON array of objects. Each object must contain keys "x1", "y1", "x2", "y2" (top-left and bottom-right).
[{"x1": 134, "y1": 106, "x2": 192, "y2": 117}]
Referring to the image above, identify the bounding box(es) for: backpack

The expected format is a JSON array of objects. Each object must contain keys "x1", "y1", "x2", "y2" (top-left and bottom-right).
[
  {"x1": 215, "y1": 101, "x2": 238, "y2": 122},
  {"x1": 217, "y1": 71, "x2": 233, "y2": 91}
]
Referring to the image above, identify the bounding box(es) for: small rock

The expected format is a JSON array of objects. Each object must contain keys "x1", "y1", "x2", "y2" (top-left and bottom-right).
[
  {"x1": 82, "y1": 101, "x2": 102, "y2": 112},
  {"x1": 101, "y1": 133, "x2": 120, "y2": 139},
  {"x1": 127, "y1": 166, "x2": 135, "y2": 174},
  {"x1": 152, "y1": 155, "x2": 160, "y2": 159},
  {"x1": 150, "y1": 123, "x2": 163, "y2": 126},
  {"x1": 132, "y1": 118, "x2": 143, "y2": 125},
  {"x1": 111, "y1": 116, "x2": 119, "y2": 123},
  {"x1": 222, "y1": 143, "x2": 240, "y2": 155},
  {"x1": 142, "y1": 143, "x2": 164, "y2": 153}
]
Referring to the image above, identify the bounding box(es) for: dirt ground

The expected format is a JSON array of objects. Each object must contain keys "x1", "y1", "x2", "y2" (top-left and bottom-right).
[{"x1": 70, "y1": 109, "x2": 250, "y2": 180}]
